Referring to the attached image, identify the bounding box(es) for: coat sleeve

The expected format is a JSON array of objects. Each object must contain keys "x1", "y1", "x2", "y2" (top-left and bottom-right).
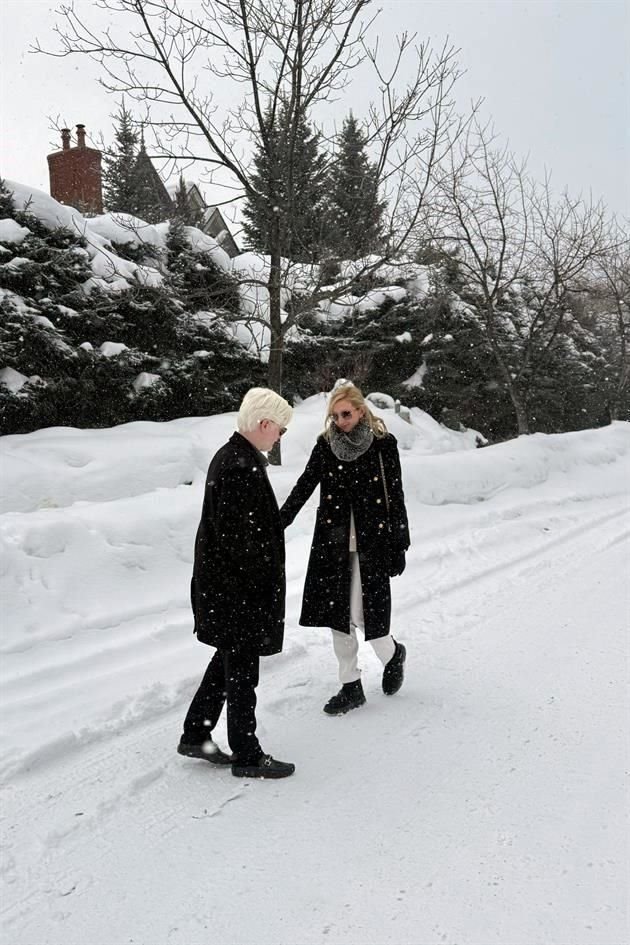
[
  {"x1": 280, "y1": 439, "x2": 323, "y2": 528},
  {"x1": 382, "y1": 435, "x2": 411, "y2": 552}
]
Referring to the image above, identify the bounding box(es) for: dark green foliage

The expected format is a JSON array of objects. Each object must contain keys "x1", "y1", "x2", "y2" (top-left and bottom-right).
[
  {"x1": 241, "y1": 102, "x2": 328, "y2": 263},
  {"x1": 108, "y1": 240, "x2": 161, "y2": 267},
  {"x1": 0, "y1": 180, "x2": 260, "y2": 434},
  {"x1": 325, "y1": 114, "x2": 386, "y2": 259},
  {"x1": 165, "y1": 219, "x2": 241, "y2": 314},
  {"x1": 0, "y1": 179, "x2": 15, "y2": 218},
  {"x1": 524, "y1": 309, "x2": 619, "y2": 432},
  {"x1": 76, "y1": 285, "x2": 179, "y2": 353},
  {"x1": 102, "y1": 104, "x2": 172, "y2": 223},
  {"x1": 0, "y1": 234, "x2": 92, "y2": 301},
  {"x1": 173, "y1": 175, "x2": 204, "y2": 227},
  {"x1": 0, "y1": 297, "x2": 262, "y2": 433},
  {"x1": 131, "y1": 145, "x2": 172, "y2": 224},
  {"x1": 139, "y1": 356, "x2": 265, "y2": 423},
  {"x1": 102, "y1": 102, "x2": 140, "y2": 215},
  {"x1": 0, "y1": 180, "x2": 93, "y2": 306},
  {"x1": 283, "y1": 280, "x2": 519, "y2": 441},
  {"x1": 2, "y1": 168, "x2": 626, "y2": 440}
]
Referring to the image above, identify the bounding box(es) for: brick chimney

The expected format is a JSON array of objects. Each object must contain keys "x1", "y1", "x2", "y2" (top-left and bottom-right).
[{"x1": 47, "y1": 123, "x2": 103, "y2": 215}]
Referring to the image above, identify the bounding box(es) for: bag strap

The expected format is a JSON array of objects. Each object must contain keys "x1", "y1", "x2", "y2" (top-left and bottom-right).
[{"x1": 378, "y1": 450, "x2": 391, "y2": 519}]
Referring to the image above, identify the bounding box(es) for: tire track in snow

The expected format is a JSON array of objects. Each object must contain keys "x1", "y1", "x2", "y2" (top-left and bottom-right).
[{"x1": 399, "y1": 502, "x2": 627, "y2": 612}]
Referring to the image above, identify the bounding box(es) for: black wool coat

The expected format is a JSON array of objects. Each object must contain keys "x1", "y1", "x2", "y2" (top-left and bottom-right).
[
  {"x1": 191, "y1": 432, "x2": 285, "y2": 656},
  {"x1": 280, "y1": 433, "x2": 410, "y2": 641}
]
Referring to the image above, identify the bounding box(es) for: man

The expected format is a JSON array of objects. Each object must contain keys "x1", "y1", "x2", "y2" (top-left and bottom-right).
[{"x1": 178, "y1": 388, "x2": 295, "y2": 779}]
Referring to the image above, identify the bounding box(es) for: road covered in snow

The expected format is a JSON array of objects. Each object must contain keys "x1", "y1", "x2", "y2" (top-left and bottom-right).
[{"x1": 1, "y1": 398, "x2": 628, "y2": 945}]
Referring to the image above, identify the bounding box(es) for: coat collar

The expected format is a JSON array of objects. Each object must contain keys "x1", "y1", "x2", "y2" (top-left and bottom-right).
[{"x1": 229, "y1": 431, "x2": 269, "y2": 466}]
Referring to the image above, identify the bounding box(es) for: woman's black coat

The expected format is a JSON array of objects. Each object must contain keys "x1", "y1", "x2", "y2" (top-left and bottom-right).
[
  {"x1": 191, "y1": 432, "x2": 285, "y2": 656},
  {"x1": 280, "y1": 432, "x2": 410, "y2": 641}
]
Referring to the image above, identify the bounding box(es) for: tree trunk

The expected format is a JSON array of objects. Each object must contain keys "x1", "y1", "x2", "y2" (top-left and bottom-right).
[
  {"x1": 267, "y1": 227, "x2": 284, "y2": 465},
  {"x1": 484, "y1": 304, "x2": 531, "y2": 436},
  {"x1": 509, "y1": 389, "x2": 530, "y2": 435}
]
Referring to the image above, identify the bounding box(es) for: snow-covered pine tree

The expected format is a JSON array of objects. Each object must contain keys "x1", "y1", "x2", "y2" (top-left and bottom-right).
[
  {"x1": 102, "y1": 102, "x2": 140, "y2": 214},
  {"x1": 0, "y1": 179, "x2": 251, "y2": 434},
  {"x1": 165, "y1": 215, "x2": 240, "y2": 314},
  {"x1": 241, "y1": 101, "x2": 329, "y2": 263},
  {"x1": 325, "y1": 113, "x2": 386, "y2": 260}
]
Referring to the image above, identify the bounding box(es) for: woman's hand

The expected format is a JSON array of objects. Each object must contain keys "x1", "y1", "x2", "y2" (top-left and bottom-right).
[{"x1": 389, "y1": 548, "x2": 406, "y2": 577}]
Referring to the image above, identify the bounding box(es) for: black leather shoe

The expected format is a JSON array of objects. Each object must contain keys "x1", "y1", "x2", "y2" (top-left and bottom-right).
[
  {"x1": 382, "y1": 641, "x2": 406, "y2": 695},
  {"x1": 177, "y1": 739, "x2": 233, "y2": 765},
  {"x1": 323, "y1": 679, "x2": 366, "y2": 715},
  {"x1": 232, "y1": 754, "x2": 295, "y2": 779}
]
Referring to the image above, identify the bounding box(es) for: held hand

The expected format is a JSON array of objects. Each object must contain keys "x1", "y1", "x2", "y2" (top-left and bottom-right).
[{"x1": 389, "y1": 548, "x2": 406, "y2": 577}]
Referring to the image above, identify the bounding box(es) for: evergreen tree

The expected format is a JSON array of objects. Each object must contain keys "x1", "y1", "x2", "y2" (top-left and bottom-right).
[
  {"x1": 103, "y1": 108, "x2": 172, "y2": 223},
  {"x1": 241, "y1": 101, "x2": 328, "y2": 263},
  {"x1": 0, "y1": 177, "x2": 15, "y2": 218},
  {"x1": 325, "y1": 113, "x2": 386, "y2": 259},
  {"x1": 131, "y1": 132, "x2": 172, "y2": 224},
  {"x1": 173, "y1": 175, "x2": 204, "y2": 227},
  {"x1": 166, "y1": 214, "x2": 189, "y2": 284},
  {"x1": 102, "y1": 102, "x2": 140, "y2": 214},
  {"x1": 165, "y1": 217, "x2": 240, "y2": 314}
]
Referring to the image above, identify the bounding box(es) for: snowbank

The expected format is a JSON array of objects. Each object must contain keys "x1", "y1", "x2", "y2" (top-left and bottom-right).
[
  {"x1": 0, "y1": 218, "x2": 30, "y2": 244},
  {"x1": 87, "y1": 212, "x2": 164, "y2": 248},
  {"x1": 1, "y1": 399, "x2": 627, "y2": 659},
  {"x1": 0, "y1": 366, "x2": 30, "y2": 393}
]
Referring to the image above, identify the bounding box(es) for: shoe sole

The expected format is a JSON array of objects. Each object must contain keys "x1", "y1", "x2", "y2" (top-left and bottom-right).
[
  {"x1": 177, "y1": 745, "x2": 233, "y2": 766},
  {"x1": 231, "y1": 766, "x2": 295, "y2": 779}
]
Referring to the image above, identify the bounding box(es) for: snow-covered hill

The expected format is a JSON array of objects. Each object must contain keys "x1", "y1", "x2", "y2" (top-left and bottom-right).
[{"x1": 1, "y1": 400, "x2": 629, "y2": 945}]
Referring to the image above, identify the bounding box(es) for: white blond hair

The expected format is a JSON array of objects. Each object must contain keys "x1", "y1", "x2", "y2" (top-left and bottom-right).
[{"x1": 237, "y1": 387, "x2": 293, "y2": 432}]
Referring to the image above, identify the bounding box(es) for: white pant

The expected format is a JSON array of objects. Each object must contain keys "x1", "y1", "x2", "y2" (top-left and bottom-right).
[{"x1": 331, "y1": 552, "x2": 396, "y2": 684}]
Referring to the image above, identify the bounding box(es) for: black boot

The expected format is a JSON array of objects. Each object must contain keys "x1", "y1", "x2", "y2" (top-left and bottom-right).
[
  {"x1": 323, "y1": 679, "x2": 366, "y2": 715},
  {"x1": 382, "y1": 641, "x2": 406, "y2": 695}
]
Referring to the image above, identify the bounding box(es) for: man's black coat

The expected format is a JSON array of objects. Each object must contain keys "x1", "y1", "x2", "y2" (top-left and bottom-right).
[
  {"x1": 191, "y1": 432, "x2": 285, "y2": 655},
  {"x1": 280, "y1": 433, "x2": 410, "y2": 641}
]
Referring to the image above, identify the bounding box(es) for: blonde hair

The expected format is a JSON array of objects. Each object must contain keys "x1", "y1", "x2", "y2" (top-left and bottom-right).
[
  {"x1": 237, "y1": 387, "x2": 293, "y2": 432},
  {"x1": 324, "y1": 383, "x2": 387, "y2": 439}
]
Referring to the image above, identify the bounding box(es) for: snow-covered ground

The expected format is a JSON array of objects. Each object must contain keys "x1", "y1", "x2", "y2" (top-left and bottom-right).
[{"x1": 1, "y1": 398, "x2": 629, "y2": 945}]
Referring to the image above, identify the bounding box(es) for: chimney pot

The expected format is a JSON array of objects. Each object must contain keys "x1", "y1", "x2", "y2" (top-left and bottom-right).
[
  {"x1": 61, "y1": 128, "x2": 71, "y2": 150},
  {"x1": 76, "y1": 124, "x2": 86, "y2": 148}
]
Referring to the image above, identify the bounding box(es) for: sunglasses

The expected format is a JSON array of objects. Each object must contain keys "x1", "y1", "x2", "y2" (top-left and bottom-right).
[
  {"x1": 261, "y1": 419, "x2": 287, "y2": 436},
  {"x1": 331, "y1": 409, "x2": 354, "y2": 422}
]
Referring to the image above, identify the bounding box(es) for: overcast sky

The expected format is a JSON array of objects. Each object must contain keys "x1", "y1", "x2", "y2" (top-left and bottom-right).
[{"x1": 1, "y1": 0, "x2": 628, "y2": 219}]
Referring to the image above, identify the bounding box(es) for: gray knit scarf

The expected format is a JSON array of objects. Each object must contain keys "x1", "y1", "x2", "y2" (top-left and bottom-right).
[{"x1": 328, "y1": 418, "x2": 374, "y2": 462}]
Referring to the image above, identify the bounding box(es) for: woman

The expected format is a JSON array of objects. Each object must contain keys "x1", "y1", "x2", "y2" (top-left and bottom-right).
[{"x1": 280, "y1": 383, "x2": 410, "y2": 715}]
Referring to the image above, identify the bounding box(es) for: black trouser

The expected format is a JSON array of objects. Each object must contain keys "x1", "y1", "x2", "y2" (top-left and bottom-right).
[{"x1": 182, "y1": 648, "x2": 262, "y2": 765}]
